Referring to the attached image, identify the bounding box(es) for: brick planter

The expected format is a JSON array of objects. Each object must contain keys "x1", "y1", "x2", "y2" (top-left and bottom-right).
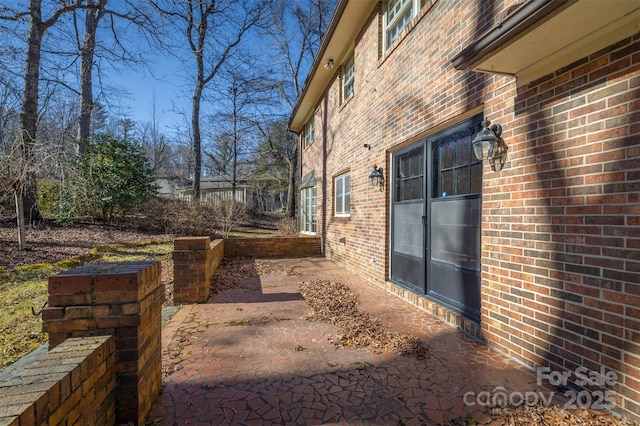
[
  {"x1": 173, "y1": 237, "x2": 224, "y2": 303},
  {"x1": 42, "y1": 261, "x2": 163, "y2": 424}
]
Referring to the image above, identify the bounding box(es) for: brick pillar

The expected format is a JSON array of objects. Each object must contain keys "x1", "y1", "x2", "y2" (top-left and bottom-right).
[
  {"x1": 173, "y1": 236, "x2": 212, "y2": 303},
  {"x1": 42, "y1": 261, "x2": 164, "y2": 425}
]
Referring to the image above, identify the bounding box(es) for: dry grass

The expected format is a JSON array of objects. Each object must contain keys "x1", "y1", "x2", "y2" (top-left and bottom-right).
[{"x1": 0, "y1": 280, "x2": 48, "y2": 369}]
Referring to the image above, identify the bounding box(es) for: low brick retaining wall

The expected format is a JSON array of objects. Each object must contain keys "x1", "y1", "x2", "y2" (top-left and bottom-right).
[
  {"x1": 172, "y1": 236, "x2": 321, "y2": 305},
  {"x1": 224, "y1": 236, "x2": 321, "y2": 258},
  {"x1": 42, "y1": 261, "x2": 163, "y2": 424},
  {"x1": 0, "y1": 336, "x2": 115, "y2": 426},
  {"x1": 173, "y1": 237, "x2": 224, "y2": 303}
]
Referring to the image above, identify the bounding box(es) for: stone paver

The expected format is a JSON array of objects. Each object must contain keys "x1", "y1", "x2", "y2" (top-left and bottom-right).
[{"x1": 148, "y1": 258, "x2": 560, "y2": 425}]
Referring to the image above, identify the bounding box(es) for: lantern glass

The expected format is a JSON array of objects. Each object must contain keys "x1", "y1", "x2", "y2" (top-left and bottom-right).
[
  {"x1": 472, "y1": 137, "x2": 496, "y2": 160},
  {"x1": 369, "y1": 169, "x2": 377, "y2": 186},
  {"x1": 472, "y1": 120, "x2": 498, "y2": 160}
]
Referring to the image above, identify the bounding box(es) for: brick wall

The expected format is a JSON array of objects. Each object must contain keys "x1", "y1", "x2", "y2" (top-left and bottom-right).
[
  {"x1": 480, "y1": 33, "x2": 640, "y2": 420},
  {"x1": 42, "y1": 261, "x2": 164, "y2": 424},
  {"x1": 172, "y1": 237, "x2": 319, "y2": 303},
  {"x1": 301, "y1": 0, "x2": 491, "y2": 283},
  {"x1": 0, "y1": 336, "x2": 115, "y2": 426},
  {"x1": 224, "y1": 237, "x2": 321, "y2": 258},
  {"x1": 173, "y1": 237, "x2": 224, "y2": 303},
  {"x1": 299, "y1": 0, "x2": 639, "y2": 421}
]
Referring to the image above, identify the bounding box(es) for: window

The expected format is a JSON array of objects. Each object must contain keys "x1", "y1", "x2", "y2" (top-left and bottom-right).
[
  {"x1": 342, "y1": 53, "x2": 355, "y2": 102},
  {"x1": 334, "y1": 173, "x2": 350, "y2": 216},
  {"x1": 395, "y1": 146, "x2": 424, "y2": 202},
  {"x1": 300, "y1": 186, "x2": 317, "y2": 233},
  {"x1": 432, "y1": 131, "x2": 482, "y2": 198},
  {"x1": 383, "y1": 0, "x2": 427, "y2": 51},
  {"x1": 304, "y1": 118, "x2": 314, "y2": 147}
]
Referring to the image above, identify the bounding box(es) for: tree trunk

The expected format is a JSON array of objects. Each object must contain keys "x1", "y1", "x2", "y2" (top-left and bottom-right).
[
  {"x1": 20, "y1": 0, "x2": 45, "y2": 224},
  {"x1": 192, "y1": 79, "x2": 203, "y2": 201},
  {"x1": 15, "y1": 192, "x2": 26, "y2": 251},
  {"x1": 231, "y1": 92, "x2": 238, "y2": 200},
  {"x1": 286, "y1": 146, "x2": 297, "y2": 217},
  {"x1": 78, "y1": 2, "x2": 104, "y2": 154}
]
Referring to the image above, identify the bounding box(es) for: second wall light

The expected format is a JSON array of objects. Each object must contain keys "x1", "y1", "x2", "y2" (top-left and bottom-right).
[{"x1": 369, "y1": 165, "x2": 384, "y2": 191}]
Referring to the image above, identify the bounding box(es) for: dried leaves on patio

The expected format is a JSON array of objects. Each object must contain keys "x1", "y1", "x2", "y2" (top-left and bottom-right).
[
  {"x1": 484, "y1": 404, "x2": 639, "y2": 426},
  {"x1": 299, "y1": 280, "x2": 430, "y2": 359},
  {"x1": 210, "y1": 257, "x2": 300, "y2": 294},
  {"x1": 210, "y1": 257, "x2": 257, "y2": 293}
]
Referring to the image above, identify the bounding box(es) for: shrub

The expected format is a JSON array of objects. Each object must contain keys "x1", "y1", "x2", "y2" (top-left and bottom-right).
[
  {"x1": 86, "y1": 135, "x2": 158, "y2": 222},
  {"x1": 36, "y1": 180, "x2": 60, "y2": 219},
  {"x1": 210, "y1": 199, "x2": 246, "y2": 238},
  {"x1": 54, "y1": 134, "x2": 157, "y2": 224},
  {"x1": 277, "y1": 216, "x2": 299, "y2": 235},
  {"x1": 136, "y1": 197, "x2": 218, "y2": 237}
]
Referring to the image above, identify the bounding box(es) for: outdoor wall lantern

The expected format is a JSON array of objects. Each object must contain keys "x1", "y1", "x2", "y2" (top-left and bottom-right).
[
  {"x1": 324, "y1": 59, "x2": 334, "y2": 69},
  {"x1": 369, "y1": 165, "x2": 384, "y2": 191},
  {"x1": 472, "y1": 119, "x2": 509, "y2": 171}
]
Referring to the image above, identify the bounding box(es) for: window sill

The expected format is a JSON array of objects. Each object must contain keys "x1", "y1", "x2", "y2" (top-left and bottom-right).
[
  {"x1": 332, "y1": 216, "x2": 350, "y2": 223},
  {"x1": 340, "y1": 93, "x2": 354, "y2": 111}
]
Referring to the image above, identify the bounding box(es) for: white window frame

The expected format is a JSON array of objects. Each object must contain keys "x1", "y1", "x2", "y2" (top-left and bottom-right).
[
  {"x1": 334, "y1": 173, "x2": 350, "y2": 217},
  {"x1": 304, "y1": 118, "x2": 315, "y2": 147},
  {"x1": 300, "y1": 186, "x2": 317, "y2": 234},
  {"x1": 342, "y1": 53, "x2": 355, "y2": 102},
  {"x1": 383, "y1": 0, "x2": 424, "y2": 51}
]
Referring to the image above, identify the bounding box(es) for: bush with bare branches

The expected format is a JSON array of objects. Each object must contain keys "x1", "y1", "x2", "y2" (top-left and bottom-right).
[
  {"x1": 210, "y1": 199, "x2": 246, "y2": 238},
  {"x1": 277, "y1": 216, "x2": 299, "y2": 235},
  {"x1": 136, "y1": 197, "x2": 218, "y2": 237}
]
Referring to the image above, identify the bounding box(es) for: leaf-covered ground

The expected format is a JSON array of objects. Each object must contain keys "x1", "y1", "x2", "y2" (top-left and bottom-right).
[
  {"x1": 211, "y1": 259, "x2": 637, "y2": 425},
  {"x1": 299, "y1": 279, "x2": 431, "y2": 359},
  {"x1": 0, "y1": 221, "x2": 174, "y2": 369},
  {"x1": 0, "y1": 220, "x2": 172, "y2": 272}
]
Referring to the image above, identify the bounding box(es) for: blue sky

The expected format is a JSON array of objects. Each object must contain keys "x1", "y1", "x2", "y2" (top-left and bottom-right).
[{"x1": 117, "y1": 60, "x2": 189, "y2": 133}]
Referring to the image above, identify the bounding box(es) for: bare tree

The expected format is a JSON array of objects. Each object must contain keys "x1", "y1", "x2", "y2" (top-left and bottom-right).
[
  {"x1": 151, "y1": 0, "x2": 270, "y2": 201},
  {"x1": 255, "y1": 118, "x2": 297, "y2": 210},
  {"x1": 260, "y1": 0, "x2": 336, "y2": 217},
  {"x1": 0, "y1": 135, "x2": 48, "y2": 249},
  {"x1": 0, "y1": 75, "x2": 21, "y2": 148},
  {"x1": 205, "y1": 64, "x2": 271, "y2": 195},
  {"x1": 76, "y1": 0, "x2": 107, "y2": 153},
  {"x1": 0, "y1": 0, "x2": 92, "y2": 225},
  {"x1": 139, "y1": 94, "x2": 174, "y2": 175},
  {"x1": 73, "y1": 0, "x2": 159, "y2": 153}
]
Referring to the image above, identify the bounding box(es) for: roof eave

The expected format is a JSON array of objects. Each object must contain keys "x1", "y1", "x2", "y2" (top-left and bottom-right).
[{"x1": 451, "y1": 0, "x2": 570, "y2": 71}]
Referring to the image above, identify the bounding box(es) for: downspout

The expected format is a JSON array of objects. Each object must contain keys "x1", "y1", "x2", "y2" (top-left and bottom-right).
[{"x1": 322, "y1": 95, "x2": 328, "y2": 256}]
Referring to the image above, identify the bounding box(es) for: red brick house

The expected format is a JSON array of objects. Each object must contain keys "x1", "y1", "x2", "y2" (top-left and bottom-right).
[{"x1": 289, "y1": 0, "x2": 640, "y2": 421}]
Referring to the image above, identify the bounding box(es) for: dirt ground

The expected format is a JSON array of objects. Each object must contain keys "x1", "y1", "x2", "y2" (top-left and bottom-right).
[
  {"x1": 0, "y1": 220, "x2": 174, "y2": 272},
  {"x1": 0, "y1": 219, "x2": 177, "y2": 306}
]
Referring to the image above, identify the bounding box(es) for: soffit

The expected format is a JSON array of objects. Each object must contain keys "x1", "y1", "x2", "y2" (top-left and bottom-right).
[
  {"x1": 452, "y1": 0, "x2": 640, "y2": 86},
  {"x1": 289, "y1": 0, "x2": 378, "y2": 133}
]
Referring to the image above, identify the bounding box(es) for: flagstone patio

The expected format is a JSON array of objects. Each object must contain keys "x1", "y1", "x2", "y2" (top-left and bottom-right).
[{"x1": 147, "y1": 257, "x2": 561, "y2": 425}]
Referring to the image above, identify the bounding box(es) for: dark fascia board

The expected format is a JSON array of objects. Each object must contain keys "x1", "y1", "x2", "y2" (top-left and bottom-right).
[{"x1": 451, "y1": 0, "x2": 570, "y2": 70}]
